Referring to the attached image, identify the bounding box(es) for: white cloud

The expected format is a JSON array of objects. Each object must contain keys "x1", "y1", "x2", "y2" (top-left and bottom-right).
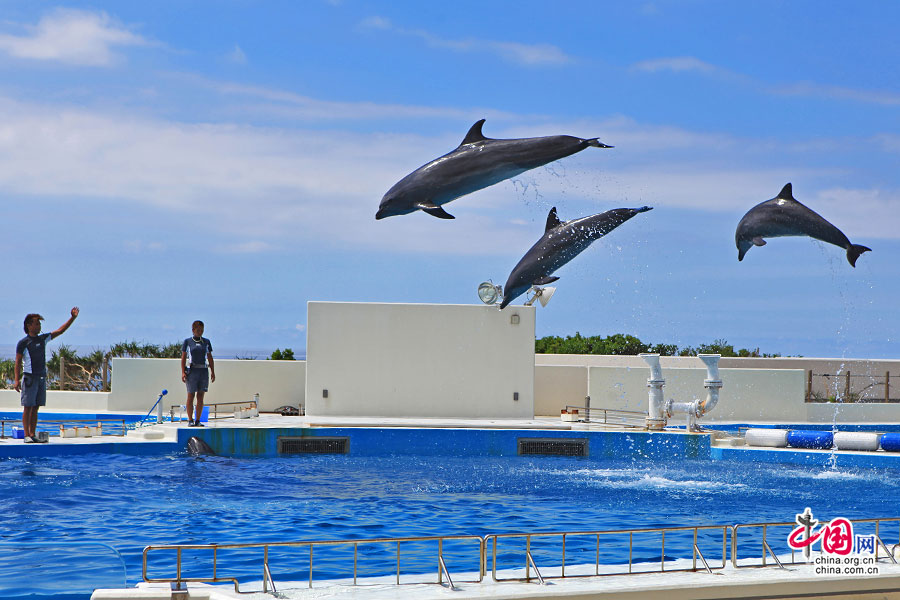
[
  {"x1": 0, "y1": 91, "x2": 896, "y2": 262},
  {"x1": 0, "y1": 9, "x2": 149, "y2": 66},
  {"x1": 631, "y1": 56, "x2": 717, "y2": 74},
  {"x1": 359, "y1": 16, "x2": 573, "y2": 66},
  {"x1": 195, "y1": 76, "x2": 503, "y2": 121},
  {"x1": 771, "y1": 82, "x2": 900, "y2": 107}
]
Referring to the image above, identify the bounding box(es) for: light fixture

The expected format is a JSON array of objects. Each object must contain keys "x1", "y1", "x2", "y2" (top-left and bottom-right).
[
  {"x1": 477, "y1": 281, "x2": 502, "y2": 305},
  {"x1": 524, "y1": 286, "x2": 557, "y2": 307}
]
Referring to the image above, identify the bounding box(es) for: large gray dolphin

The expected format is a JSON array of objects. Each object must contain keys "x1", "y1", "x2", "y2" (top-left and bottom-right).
[
  {"x1": 735, "y1": 183, "x2": 871, "y2": 267},
  {"x1": 375, "y1": 119, "x2": 612, "y2": 220},
  {"x1": 499, "y1": 205, "x2": 652, "y2": 309}
]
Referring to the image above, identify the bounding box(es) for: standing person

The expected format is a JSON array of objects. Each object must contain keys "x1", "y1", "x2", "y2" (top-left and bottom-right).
[
  {"x1": 181, "y1": 320, "x2": 215, "y2": 427},
  {"x1": 13, "y1": 307, "x2": 80, "y2": 443}
]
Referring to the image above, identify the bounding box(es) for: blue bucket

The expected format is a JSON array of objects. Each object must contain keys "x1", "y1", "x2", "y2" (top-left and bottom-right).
[
  {"x1": 786, "y1": 430, "x2": 833, "y2": 450},
  {"x1": 880, "y1": 433, "x2": 900, "y2": 452}
]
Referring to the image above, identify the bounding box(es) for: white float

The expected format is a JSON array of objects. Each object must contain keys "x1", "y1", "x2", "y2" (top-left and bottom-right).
[
  {"x1": 744, "y1": 428, "x2": 789, "y2": 447},
  {"x1": 833, "y1": 431, "x2": 882, "y2": 452}
]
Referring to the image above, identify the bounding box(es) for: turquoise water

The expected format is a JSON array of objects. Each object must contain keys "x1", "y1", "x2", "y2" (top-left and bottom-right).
[{"x1": 1, "y1": 452, "x2": 899, "y2": 598}]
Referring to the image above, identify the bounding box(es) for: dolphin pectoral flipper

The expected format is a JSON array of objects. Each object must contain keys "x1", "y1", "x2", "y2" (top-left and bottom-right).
[
  {"x1": 752, "y1": 237, "x2": 767, "y2": 247},
  {"x1": 533, "y1": 276, "x2": 560, "y2": 285},
  {"x1": 417, "y1": 203, "x2": 455, "y2": 219}
]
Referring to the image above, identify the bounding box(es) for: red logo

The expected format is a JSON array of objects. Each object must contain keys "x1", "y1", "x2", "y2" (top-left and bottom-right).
[{"x1": 788, "y1": 508, "x2": 854, "y2": 556}]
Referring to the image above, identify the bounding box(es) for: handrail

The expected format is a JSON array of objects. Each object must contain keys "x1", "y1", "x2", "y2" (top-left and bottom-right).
[
  {"x1": 143, "y1": 517, "x2": 900, "y2": 592},
  {"x1": 0, "y1": 418, "x2": 128, "y2": 438},
  {"x1": 486, "y1": 524, "x2": 729, "y2": 583},
  {"x1": 732, "y1": 517, "x2": 900, "y2": 568},
  {"x1": 564, "y1": 405, "x2": 648, "y2": 428},
  {"x1": 144, "y1": 534, "x2": 484, "y2": 592},
  {"x1": 525, "y1": 550, "x2": 545, "y2": 584}
]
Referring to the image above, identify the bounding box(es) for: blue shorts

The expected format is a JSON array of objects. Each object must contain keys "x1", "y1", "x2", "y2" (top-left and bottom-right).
[
  {"x1": 21, "y1": 374, "x2": 47, "y2": 407},
  {"x1": 186, "y1": 368, "x2": 209, "y2": 394}
]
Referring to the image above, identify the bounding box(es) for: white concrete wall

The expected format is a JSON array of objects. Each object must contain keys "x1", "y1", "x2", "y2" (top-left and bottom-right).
[
  {"x1": 584, "y1": 366, "x2": 807, "y2": 422},
  {"x1": 0, "y1": 390, "x2": 110, "y2": 412},
  {"x1": 305, "y1": 302, "x2": 535, "y2": 418},
  {"x1": 534, "y1": 365, "x2": 588, "y2": 416},
  {"x1": 0, "y1": 359, "x2": 306, "y2": 413},
  {"x1": 108, "y1": 358, "x2": 305, "y2": 412}
]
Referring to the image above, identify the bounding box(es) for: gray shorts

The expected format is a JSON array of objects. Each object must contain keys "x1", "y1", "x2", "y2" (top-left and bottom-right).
[
  {"x1": 21, "y1": 374, "x2": 47, "y2": 407},
  {"x1": 186, "y1": 367, "x2": 209, "y2": 394}
]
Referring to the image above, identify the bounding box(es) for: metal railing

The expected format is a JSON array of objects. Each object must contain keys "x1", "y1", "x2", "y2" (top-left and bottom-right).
[
  {"x1": 564, "y1": 405, "x2": 648, "y2": 428},
  {"x1": 806, "y1": 370, "x2": 899, "y2": 403},
  {"x1": 143, "y1": 517, "x2": 900, "y2": 593},
  {"x1": 0, "y1": 418, "x2": 128, "y2": 438},
  {"x1": 486, "y1": 524, "x2": 729, "y2": 582},
  {"x1": 144, "y1": 534, "x2": 485, "y2": 593},
  {"x1": 732, "y1": 517, "x2": 900, "y2": 568}
]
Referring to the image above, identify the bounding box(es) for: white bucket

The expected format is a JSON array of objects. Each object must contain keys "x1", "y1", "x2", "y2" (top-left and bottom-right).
[
  {"x1": 833, "y1": 431, "x2": 882, "y2": 452},
  {"x1": 744, "y1": 428, "x2": 789, "y2": 448}
]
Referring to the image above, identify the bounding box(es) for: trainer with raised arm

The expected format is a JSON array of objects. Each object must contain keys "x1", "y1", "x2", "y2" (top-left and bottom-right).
[
  {"x1": 181, "y1": 320, "x2": 215, "y2": 427},
  {"x1": 14, "y1": 307, "x2": 79, "y2": 443}
]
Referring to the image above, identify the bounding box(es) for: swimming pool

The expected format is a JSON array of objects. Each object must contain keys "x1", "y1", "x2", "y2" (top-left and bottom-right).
[{"x1": 2, "y1": 451, "x2": 899, "y2": 598}]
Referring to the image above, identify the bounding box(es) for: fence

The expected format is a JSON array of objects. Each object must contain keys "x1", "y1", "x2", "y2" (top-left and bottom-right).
[
  {"x1": 142, "y1": 518, "x2": 900, "y2": 593},
  {"x1": 806, "y1": 370, "x2": 899, "y2": 403}
]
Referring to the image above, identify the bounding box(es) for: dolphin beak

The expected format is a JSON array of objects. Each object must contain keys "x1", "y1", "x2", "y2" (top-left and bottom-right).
[
  {"x1": 598, "y1": 143, "x2": 614, "y2": 148},
  {"x1": 375, "y1": 208, "x2": 387, "y2": 220}
]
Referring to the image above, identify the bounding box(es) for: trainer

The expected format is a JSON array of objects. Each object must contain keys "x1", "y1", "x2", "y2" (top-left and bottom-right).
[
  {"x1": 181, "y1": 320, "x2": 215, "y2": 426},
  {"x1": 14, "y1": 307, "x2": 79, "y2": 443}
]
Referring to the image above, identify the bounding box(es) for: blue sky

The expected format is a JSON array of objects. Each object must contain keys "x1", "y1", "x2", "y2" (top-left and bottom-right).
[{"x1": 0, "y1": 1, "x2": 897, "y2": 358}]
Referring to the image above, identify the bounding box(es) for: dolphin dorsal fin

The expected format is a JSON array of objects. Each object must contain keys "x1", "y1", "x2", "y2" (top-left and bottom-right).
[
  {"x1": 776, "y1": 183, "x2": 793, "y2": 200},
  {"x1": 460, "y1": 119, "x2": 487, "y2": 145},
  {"x1": 545, "y1": 207, "x2": 561, "y2": 232}
]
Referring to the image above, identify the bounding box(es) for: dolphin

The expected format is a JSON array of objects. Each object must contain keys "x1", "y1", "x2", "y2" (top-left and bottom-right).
[
  {"x1": 187, "y1": 436, "x2": 216, "y2": 456},
  {"x1": 735, "y1": 183, "x2": 871, "y2": 267},
  {"x1": 499, "y1": 205, "x2": 653, "y2": 309},
  {"x1": 375, "y1": 119, "x2": 612, "y2": 220}
]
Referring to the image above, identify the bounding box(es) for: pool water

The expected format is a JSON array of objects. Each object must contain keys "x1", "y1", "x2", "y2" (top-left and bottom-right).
[{"x1": 2, "y1": 452, "x2": 899, "y2": 598}]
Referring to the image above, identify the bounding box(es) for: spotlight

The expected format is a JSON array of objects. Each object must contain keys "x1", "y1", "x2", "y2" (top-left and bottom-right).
[
  {"x1": 524, "y1": 286, "x2": 556, "y2": 307},
  {"x1": 477, "y1": 281, "x2": 502, "y2": 305}
]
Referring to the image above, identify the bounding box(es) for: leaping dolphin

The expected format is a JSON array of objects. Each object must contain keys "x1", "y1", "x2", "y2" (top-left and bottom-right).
[
  {"x1": 375, "y1": 119, "x2": 612, "y2": 220},
  {"x1": 499, "y1": 205, "x2": 653, "y2": 309},
  {"x1": 735, "y1": 183, "x2": 871, "y2": 267}
]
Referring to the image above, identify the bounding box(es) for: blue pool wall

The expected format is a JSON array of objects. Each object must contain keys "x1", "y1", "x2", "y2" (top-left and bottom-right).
[{"x1": 178, "y1": 427, "x2": 710, "y2": 460}]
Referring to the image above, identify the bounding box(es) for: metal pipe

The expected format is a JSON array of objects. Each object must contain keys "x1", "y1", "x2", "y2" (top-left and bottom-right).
[{"x1": 639, "y1": 353, "x2": 666, "y2": 430}]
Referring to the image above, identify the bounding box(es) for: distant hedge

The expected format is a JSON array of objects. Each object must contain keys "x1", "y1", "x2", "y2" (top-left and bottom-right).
[{"x1": 535, "y1": 333, "x2": 783, "y2": 357}]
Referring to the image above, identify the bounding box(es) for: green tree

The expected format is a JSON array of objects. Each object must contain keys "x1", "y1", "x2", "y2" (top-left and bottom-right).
[{"x1": 269, "y1": 348, "x2": 295, "y2": 360}]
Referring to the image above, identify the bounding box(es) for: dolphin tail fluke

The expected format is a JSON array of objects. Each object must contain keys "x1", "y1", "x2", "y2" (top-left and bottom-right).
[
  {"x1": 846, "y1": 244, "x2": 871, "y2": 267},
  {"x1": 585, "y1": 138, "x2": 613, "y2": 149}
]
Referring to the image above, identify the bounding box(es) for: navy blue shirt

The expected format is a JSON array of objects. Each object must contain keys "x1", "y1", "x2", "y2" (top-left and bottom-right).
[
  {"x1": 16, "y1": 333, "x2": 53, "y2": 377},
  {"x1": 182, "y1": 337, "x2": 213, "y2": 367}
]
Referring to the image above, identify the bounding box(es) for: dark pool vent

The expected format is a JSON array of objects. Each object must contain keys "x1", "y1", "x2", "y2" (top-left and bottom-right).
[
  {"x1": 518, "y1": 437, "x2": 588, "y2": 457},
  {"x1": 278, "y1": 436, "x2": 349, "y2": 455}
]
